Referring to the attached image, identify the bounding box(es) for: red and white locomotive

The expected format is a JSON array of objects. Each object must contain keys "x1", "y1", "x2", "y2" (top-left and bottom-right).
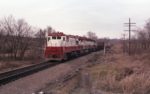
[{"x1": 44, "y1": 32, "x2": 98, "y2": 61}]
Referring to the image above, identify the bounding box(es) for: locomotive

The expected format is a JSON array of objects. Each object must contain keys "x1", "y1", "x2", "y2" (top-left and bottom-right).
[{"x1": 44, "y1": 32, "x2": 99, "y2": 61}]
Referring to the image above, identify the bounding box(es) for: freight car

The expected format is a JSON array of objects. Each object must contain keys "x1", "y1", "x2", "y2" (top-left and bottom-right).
[{"x1": 44, "y1": 32, "x2": 100, "y2": 61}]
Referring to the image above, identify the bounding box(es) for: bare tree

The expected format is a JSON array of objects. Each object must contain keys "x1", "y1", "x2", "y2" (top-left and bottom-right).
[
  {"x1": 43, "y1": 26, "x2": 54, "y2": 35},
  {"x1": 15, "y1": 19, "x2": 32, "y2": 59},
  {"x1": 35, "y1": 29, "x2": 46, "y2": 44},
  {"x1": 0, "y1": 16, "x2": 16, "y2": 59},
  {"x1": 0, "y1": 16, "x2": 32, "y2": 60},
  {"x1": 145, "y1": 19, "x2": 150, "y2": 40},
  {"x1": 0, "y1": 25, "x2": 5, "y2": 58},
  {"x1": 33, "y1": 29, "x2": 46, "y2": 59},
  {"x1": 87, "y1": 31, "x2": 98, "y2": 40}
]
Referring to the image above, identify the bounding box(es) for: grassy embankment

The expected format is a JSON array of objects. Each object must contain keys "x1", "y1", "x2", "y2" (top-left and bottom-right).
[{"x1": 89, "y1": 44, "x2": 150, "y2": 94}]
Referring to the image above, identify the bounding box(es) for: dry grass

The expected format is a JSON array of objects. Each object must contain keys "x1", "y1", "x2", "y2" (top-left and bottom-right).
[{"x1": 89, "y1": 44, "x2": 150, "y2": 94}]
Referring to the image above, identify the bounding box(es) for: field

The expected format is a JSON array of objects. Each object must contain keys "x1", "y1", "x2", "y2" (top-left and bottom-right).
[{"x1": 84, "y1": 44, "x2": 150, "y2": 94}]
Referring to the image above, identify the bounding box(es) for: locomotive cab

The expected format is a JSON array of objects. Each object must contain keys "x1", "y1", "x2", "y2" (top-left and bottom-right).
[
  {"x1": 47, "y1": 36, "x2": 66, "y2": 47},
  {"x1": 45, "y1": 32, "x2": 66, "y2": 60}
]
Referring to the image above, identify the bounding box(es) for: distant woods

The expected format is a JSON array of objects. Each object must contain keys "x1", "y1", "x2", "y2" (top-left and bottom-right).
[
  {"x1": 122, "y1": 19, "x2": 150, "y2": 55},
  {"x1": 86, "y1": 31, "x2": 98, "y2": 41}
]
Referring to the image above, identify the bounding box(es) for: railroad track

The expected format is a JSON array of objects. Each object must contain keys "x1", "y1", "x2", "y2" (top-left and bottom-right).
[
  {"x1": 0, "y1": 50, "x2": 103, "y2": 86},
  {"x1": 0, "y1": 61, "x2": 59, "y2": 86}
]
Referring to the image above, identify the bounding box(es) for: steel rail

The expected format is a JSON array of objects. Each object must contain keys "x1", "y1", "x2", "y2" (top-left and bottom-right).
[{"x1": 0, "y1": 61, "x2": 59, "y2": 86}]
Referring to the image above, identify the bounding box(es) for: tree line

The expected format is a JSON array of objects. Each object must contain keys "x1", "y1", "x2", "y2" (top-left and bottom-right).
[
  {"x1": 122, "y1": 19, "x2": 150, "y2": 55},
  {"x1": 0, "y1": 16, "x2": 54, "y2": 60}
]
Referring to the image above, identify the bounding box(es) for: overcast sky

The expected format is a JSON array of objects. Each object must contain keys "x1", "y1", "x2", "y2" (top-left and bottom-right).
[{"x1": 0, "y1": 0, "x2": 150, "y2": 38}]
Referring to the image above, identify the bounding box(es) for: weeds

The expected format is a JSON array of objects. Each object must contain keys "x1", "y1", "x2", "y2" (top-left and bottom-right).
[{"x1": 89, "y1": 45, "x2": 150, "y2": 94}]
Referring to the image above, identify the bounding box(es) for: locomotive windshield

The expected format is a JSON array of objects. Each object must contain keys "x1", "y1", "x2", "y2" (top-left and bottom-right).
[
  {"x1": 48, "y1": 36, "x2": 62, "y2": 40},
  {"x1": 57, "y1": 36, "x2": 61, "y2": 39},
  {"x1": 52, "y1": 36, "x2": 56, "y2": 39}
]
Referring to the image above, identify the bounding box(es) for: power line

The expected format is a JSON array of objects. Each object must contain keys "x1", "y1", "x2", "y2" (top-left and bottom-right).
[{"x1": 124, "y1": 18, "x2": 136, "y2": 55}]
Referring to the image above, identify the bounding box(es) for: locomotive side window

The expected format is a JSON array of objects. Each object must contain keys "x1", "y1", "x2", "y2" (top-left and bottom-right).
[
  {"x1": 76, "y1": 40, "x2": 79, "y2": 45},
  {"x1": 48, "y1": 37, "x2": 51, "y2": 41},
  {"x1": 52, "y1": 36, "x2": 56, "y2": 39},
  {"x1": 57, "y1": 36, "x2": 61, "y2": 39},
  {"x1": 63, "y1": 37, "x2": 66, "y2": 41}
]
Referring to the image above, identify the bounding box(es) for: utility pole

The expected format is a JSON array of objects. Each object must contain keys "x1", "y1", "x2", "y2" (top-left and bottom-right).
[
  {"x1": 122, "y1": 33, "x2": 126, "y2": 53},
  {"x1": 124, "y1": 18, "x2": 136, "y2": 55}
]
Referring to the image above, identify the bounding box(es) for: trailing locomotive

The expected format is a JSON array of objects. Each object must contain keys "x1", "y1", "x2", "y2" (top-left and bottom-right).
[{"x1": 44, "y1": 32, "x2": 98, "y2": 61}]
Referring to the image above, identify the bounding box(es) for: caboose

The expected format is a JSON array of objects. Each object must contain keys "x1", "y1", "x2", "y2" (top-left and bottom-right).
[{"x1": 44, "y1": 32, "x2": 97, "y2": 61}]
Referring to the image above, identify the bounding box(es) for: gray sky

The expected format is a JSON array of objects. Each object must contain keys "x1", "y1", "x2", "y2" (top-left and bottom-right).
[{"x1": 0, "y1": 0, "x2": 150, "y2": 38}]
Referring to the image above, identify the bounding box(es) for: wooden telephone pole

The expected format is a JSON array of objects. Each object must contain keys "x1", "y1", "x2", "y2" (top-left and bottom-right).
[{"x1": 124, "y1": 18, "x2": 136, "y2": 55}]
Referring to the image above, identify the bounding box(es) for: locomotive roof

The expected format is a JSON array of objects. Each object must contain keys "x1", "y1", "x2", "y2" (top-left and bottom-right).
[
  {"x1": 48, "y1": 32, "x2": 65, "y2": 36},
  {"x1": 48, "y1": 32, "x2": 95, "y2": 42}
]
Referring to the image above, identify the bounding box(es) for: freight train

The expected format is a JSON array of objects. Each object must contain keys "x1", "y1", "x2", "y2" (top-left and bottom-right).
[{"x1": 44, "y1": 32, "x2": 103, "y2": 61}]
